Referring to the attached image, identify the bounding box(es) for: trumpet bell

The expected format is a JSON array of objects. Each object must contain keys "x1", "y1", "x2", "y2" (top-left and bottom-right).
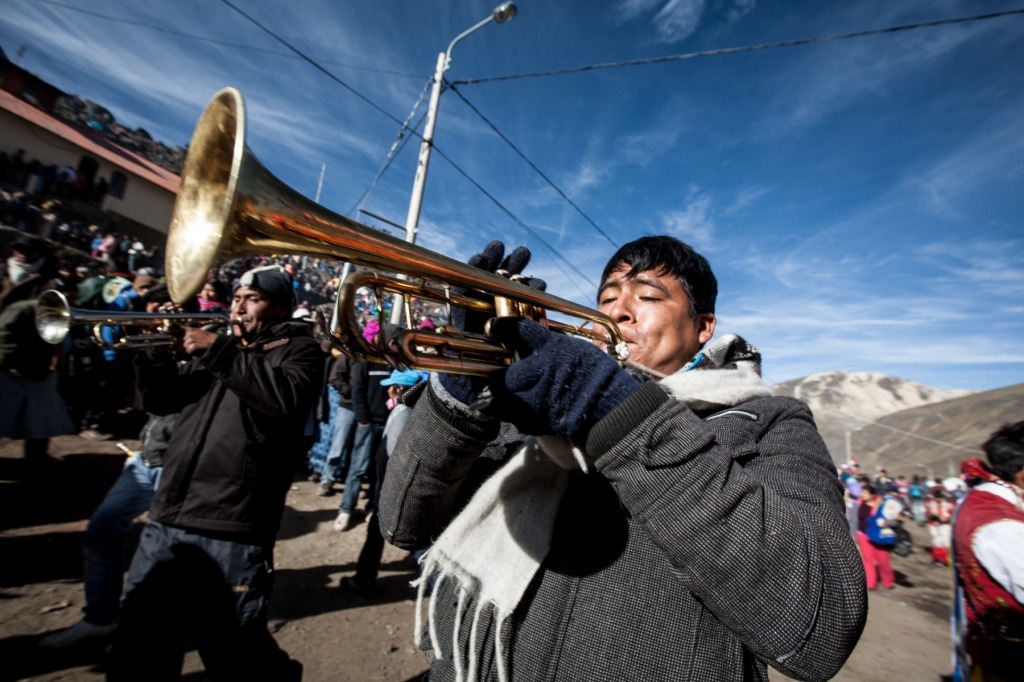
[
  {"x1": 36, "y1": 289, "x2": 72, "y2": 345},
  {"x1": 165, "y1": 88, "x2": 246, "y2": 304},
  {"x1": 165, "y1": 88, "x2": 624, "y2": 375}
]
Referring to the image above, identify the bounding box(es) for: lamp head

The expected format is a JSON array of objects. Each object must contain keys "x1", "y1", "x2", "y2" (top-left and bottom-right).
[{"x1": 493, "y1": 2, "x2": 517, "y2": 24}]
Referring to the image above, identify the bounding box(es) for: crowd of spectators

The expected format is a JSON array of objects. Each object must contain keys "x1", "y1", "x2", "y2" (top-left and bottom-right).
[
  {"x1": 1, "y1": 148, "x2": 109, "y2": 206},
  {"x1": 1, "y1": 182, "x2": 444, "y2": 445},
  {"x1": 1, "y1": 143, "x2": 451, "y2": 323},
  {"x1": 838, "y1": 459, "x2": 967, "y2": 593}
]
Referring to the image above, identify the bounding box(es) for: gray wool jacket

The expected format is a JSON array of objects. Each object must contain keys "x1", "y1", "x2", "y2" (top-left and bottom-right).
[{"x1": 379, "y1": 378, "x2": 867, "y2": 682}]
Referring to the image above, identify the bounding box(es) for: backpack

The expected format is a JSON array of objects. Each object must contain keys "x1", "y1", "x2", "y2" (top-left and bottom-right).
[
  {"x1": 866, "y1": 497, "x2": 902, "y2": 546},
  {"x1": 892, "y1": 522, "x2": 913, "y2": 557}
]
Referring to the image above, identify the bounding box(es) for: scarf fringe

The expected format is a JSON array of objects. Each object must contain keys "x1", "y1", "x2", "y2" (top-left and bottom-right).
[{"x1": 414, "y1": 555, "x2": 512, "y2": 682}]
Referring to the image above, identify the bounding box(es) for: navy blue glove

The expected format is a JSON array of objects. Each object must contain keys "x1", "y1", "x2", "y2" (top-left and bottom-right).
[
  {"x1": 486, "y1": 317, "x2": 640, "y2": 443},
  {"x1": 440, "y1": 241, "x2": 546, "y2": 406}
]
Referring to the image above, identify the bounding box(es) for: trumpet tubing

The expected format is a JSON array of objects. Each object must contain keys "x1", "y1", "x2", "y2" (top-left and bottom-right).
[
  {"x1": 166, "y1": 88, "x2": 621, "y2": 374},
  {"x1": 35, "y1": 290, "x2": 229, "y2": 349}
]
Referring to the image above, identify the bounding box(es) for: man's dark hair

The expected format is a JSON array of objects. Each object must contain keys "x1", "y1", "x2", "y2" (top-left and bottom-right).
[
  {"x1": 982, "y1": 421, "x2": 1024, "y2": 483},
  {"x1": 599, "y1": 236, "x2": 717, "y2": 315}
]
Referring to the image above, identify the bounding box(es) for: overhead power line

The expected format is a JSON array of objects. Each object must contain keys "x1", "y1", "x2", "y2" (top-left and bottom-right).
[
  {"x1": 448, "y1": 84, "x2": 619, "y2": 249},
  {"x1": 839, "y1": 405, "x2": 983, "y2": 454},
  {"x1": 37, "y1": 0, "x2": 421, "y2": 79},
  {"x1": 348, "y1": 79, "x2": 432, "y2": 217},
  {"x1": 451, "y1": 8, "x2": 1024, "y2": 86},
  {"x1": 217, "y1": 0, "x2": 596, "y2": 295},
  {"x1": 833, "y1": 406, "x2": 982, "y2": 454}
]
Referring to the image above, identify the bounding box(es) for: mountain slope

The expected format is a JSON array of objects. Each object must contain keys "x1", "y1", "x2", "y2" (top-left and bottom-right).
[
  {"x1": 773, "y1": 371, "x2": 972, "y2": 463},
  {"x1": 848, "y1": 382, "x2": 1024, "y2": 477}
]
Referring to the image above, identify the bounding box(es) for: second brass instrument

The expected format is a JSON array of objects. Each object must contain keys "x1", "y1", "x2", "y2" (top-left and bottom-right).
[
  {"x1": 36, "y1": 289, "x2": 229, "y2": 349},
  {"x1": 165, "y1": 87, "x2": 623, "y2": 376}
]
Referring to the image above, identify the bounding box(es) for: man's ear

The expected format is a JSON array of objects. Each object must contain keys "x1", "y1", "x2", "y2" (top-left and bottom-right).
[
  {"x1": 697, "y1": 313, "x2": 716, "y2": 345},
  {"x1": 272, "y1": 303, "x2": 294, "y2": 321}
]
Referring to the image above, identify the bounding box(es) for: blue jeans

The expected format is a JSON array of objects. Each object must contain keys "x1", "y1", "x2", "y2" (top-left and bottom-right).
[
  {"x1": 322, "y1": 404, "x2": 356, "y2": 482},
  {"x1": 307, "y1": 386, "x2": 340, "y2": 474},
  {"x1": 340, "y1": 422, "x2": 383, "y2": 514},
  {"x1": 111, "y1": 521, "x2": 298, "y2": 681},
  {"x1": 83, "y1": 454, "x2": 161, "y2": 625}
]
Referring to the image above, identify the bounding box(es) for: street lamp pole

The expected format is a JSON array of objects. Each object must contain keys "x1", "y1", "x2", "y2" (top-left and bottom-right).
[{"x1": 388, "y1": 2, "x2": 517, "y2": 325}]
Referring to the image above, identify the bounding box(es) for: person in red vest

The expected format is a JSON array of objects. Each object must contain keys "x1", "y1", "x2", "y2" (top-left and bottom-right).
[{"x1": 952, "y1": 422, "x2": 1024, "y2": 682}]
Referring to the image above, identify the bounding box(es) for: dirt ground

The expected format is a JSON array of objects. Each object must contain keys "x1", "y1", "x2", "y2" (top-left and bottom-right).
[{"x1": 1, "y1": 435, "x2": 956, "y2": 682}]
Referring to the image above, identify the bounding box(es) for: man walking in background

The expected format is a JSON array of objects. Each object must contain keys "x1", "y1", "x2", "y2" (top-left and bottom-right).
[
  {"x1": 108, "y1": 266, "x2": 323, "y2": 681},
  {"x1": 333, "y1": 319, "x2": 391, "y2": 532},
  {"x1": 952, "y1": 422, "x2": 1024, "y2": 682}
]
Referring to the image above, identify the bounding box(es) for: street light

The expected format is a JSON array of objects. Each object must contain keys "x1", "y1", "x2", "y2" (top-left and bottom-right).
[
  {"x1": 389, "y1": 2, "x2": 517, "y2": 324},
  {"x1": 404, "y1": 2, "x2": 517, "y2": 248}
]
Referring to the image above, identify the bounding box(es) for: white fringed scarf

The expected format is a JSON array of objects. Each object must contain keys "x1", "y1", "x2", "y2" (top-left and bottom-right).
[{"x1": 413, "y1": 334, "x2": 772, "y2": 682}]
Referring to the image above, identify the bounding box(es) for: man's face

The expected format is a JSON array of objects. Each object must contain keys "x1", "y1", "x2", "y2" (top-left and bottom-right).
[
  {"x1": 597, "y1": 265, "x2": 716, "y2": 377},
  {"x1": 231, "y1": 285, "x2": 286, "y2": 337}
]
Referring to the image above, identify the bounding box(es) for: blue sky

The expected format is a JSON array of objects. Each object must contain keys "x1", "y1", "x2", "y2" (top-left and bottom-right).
[{"x1": 2, "y1": 0, "x2": 1022, "y2": 391}]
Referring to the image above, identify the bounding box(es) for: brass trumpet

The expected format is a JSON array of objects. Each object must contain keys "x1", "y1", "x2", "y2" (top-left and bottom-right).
[
  {"x1": 165, "y1": 87, "x2": 623, "y2": 375},
  {"x1": 35, "y1": 289, "x2": 229, "y2": 349}
]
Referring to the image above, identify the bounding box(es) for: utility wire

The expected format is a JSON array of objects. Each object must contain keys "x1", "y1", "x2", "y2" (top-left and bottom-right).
[
  {"x1": 430, "y1": 157, "x2": 598, "y2": 297},
  {"x1": 36, "y1": 0, "x2": 422, "y2": 79},
  {"x1": 219, "y1": 0, "x2": 595, "y2": 295},
  {"x1": 348, "y1": 79, "x2": 432, "y2": 216},
  {"x1": 216, "y1": 0, "x2": 410, "y2": 129},
  {"x1": 347, "y1": 108, "x2": 425, "y2": 218},
  {"x1": 452, "y1": 8, "x2": 1024, "y2": 85},
  {"x1": 448, "y1": 84, "x2": 619, "y2": 249},
  {"x1": 831, "y1": 406, "x2": 982, "y2": 454}
]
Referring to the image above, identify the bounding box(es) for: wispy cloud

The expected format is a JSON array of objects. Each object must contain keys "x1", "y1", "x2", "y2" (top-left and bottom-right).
[
  {"x1": 614, "y1": 0, "x2": 756, "y2": 43},
  {"x1": 660, "y1": 188, "x2": 716, "y2": 251},
  {"x1": 763, "y1": 5, "x2": 996, "y2": 131},
  {"x1": 2, "y1": 0, "x2": 1019, "y2": 392},
  {"x1": 719, "y1": 230, "x2": 1024, "y2": 389},
  {"x1": 724, "y1": 184, "x2": 771, "y2": 215},
  {"x1": 905, "y1": 113, "x2": 1024, "y2": 222}
]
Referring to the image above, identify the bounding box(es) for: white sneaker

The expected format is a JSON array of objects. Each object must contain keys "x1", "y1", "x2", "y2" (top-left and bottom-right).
[
  {"x1": 39, "y1": 619, "x2": 117, "y2": 648},
  {"x1": 333, "y1": 512, "x2": 353, "y2": 532}
]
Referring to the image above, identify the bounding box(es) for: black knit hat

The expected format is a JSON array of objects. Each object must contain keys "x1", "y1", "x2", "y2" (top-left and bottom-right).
[{"x1": 238, "y1": 265, "x2": 296, "y2": 311}]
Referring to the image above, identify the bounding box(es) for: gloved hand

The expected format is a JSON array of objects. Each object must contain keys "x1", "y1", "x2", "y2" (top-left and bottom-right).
[
  {"x1": 439, "y1": 241, "x2": 546, "y2": 406},
  {"x1": 486, "y1": 317, "x2": 640, "y2": 444},
  {"x1": 450, "y1": 240, "x2": 546, "y2": 332}
]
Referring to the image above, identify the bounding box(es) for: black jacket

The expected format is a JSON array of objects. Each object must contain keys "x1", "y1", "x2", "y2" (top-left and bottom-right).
[
  {"x1": 328, "y1": 353, "x2": 354, "y2": 409},
  {"x1": 137, "y1": 320, "x2": 323, "y2": 545},
  {"x1": 351, "y1": 360, "x2": 390, "y2": 425}
]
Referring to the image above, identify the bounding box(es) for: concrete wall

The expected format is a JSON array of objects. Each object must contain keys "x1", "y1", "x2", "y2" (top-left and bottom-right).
[
  {"x1": 0, "y1": 108, "x2": 175, "y2": 235},
  {"x1": 102, "y1": 175, "x2": 174, "y2": 235}
]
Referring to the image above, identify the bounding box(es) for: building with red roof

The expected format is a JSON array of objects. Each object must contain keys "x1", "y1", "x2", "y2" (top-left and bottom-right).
[{"x1": 0, "y1": 51, "x2": 179, "y2": 240}]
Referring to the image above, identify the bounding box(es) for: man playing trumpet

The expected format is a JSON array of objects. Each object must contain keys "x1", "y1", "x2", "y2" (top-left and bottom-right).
[
  {"x1": 107, "y1": 265, "x2": 323, "y2": 682},
  {"x1": 379, "y1": 236, "x2": 866, "y2": 681}
]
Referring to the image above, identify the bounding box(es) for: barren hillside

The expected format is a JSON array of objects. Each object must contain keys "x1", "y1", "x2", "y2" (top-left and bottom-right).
[
  {"x1": 849, "y1": 382, "x2": 1024, "y2": 476},
  {"x1": 773, "y1": 371, "x2": 972, "y2": 463}
]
